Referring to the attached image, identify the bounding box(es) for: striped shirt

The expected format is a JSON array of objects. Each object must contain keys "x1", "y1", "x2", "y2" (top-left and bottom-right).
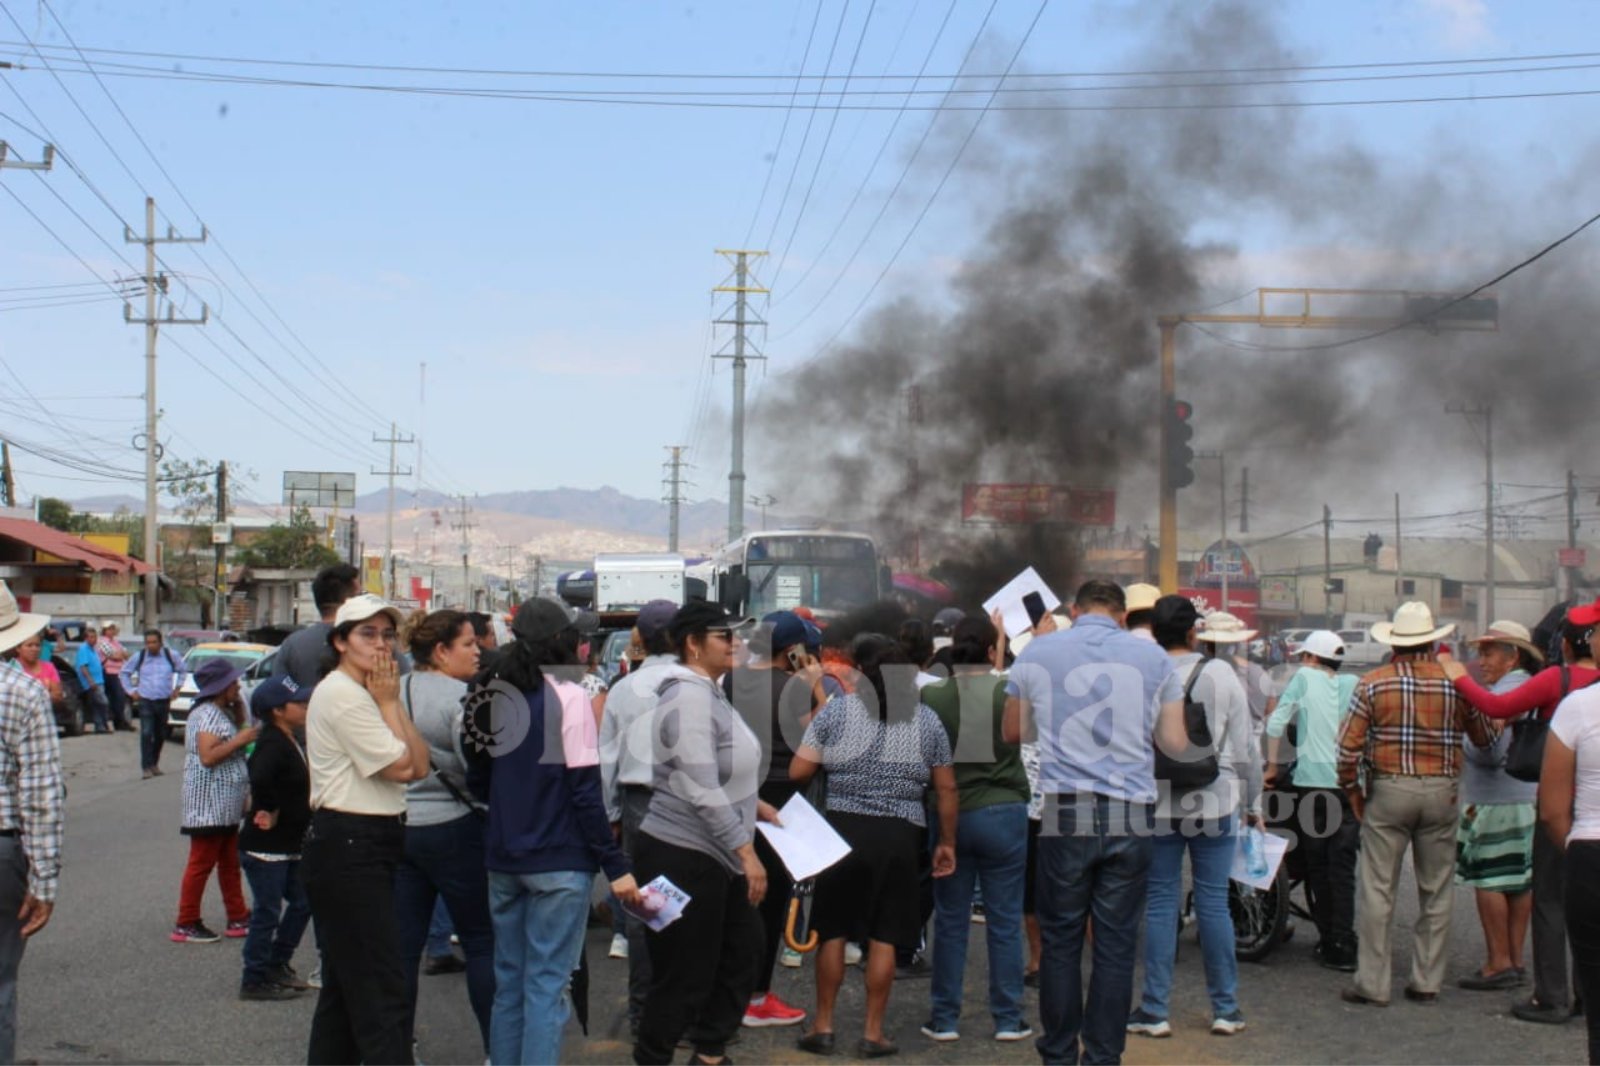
[
  {"x1": 1337, "y1": 651, "x2": 1494, "y2": 790},
  {"x1": 0, "y1": 669, "x2": 65, "y2": 901}
]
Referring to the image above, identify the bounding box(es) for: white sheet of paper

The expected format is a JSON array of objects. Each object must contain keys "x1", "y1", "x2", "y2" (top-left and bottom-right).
[
  {"x1": 622, "y1": 875, "x2": 691, "y2": 932},
  {"x1": 1229, "y1": 828, "x2": 1290, "y2": 891},
  {"x1": 981, "y1": 566, "x2": 1062, "y2": 639},
  {"x1": 756, "y1": 793, "x2": 852, "y2": 882}
]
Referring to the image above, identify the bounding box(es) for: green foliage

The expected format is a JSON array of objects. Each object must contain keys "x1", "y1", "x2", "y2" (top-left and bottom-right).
[
  {"x1": 37, "y1": 497, "x2": 74, "y2": 531},
  {"x1": 236, "y1": 506, "x2": 341, "y2": 570},
  {"x1": 33, "y1": 498, "x2": 144, "y2": 557}
]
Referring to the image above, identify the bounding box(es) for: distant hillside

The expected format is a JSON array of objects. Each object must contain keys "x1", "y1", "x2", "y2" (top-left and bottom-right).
[{"x1": 355, "y1": 485, "x2": 730, "y2": 543}]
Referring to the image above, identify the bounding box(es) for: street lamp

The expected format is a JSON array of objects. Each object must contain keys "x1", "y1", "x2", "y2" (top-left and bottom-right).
[{"x1": 749, "y1": 494, "x2": 776, "y2": 529}]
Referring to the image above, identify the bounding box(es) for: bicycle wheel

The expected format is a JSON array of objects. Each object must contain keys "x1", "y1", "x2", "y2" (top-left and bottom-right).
[{"x1": 1231, "y1": 866, "x2": 1290, "y2": 962}]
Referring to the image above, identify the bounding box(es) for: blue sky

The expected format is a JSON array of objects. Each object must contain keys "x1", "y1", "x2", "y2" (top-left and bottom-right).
[{"x1": 0, "y1": 0, "x2": 1595, "y2": 532}]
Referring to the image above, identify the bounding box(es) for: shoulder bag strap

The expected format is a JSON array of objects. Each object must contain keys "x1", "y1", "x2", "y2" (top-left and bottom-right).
[{"x1": 406, "y1": 674, "x2": 486, "y2": 819}]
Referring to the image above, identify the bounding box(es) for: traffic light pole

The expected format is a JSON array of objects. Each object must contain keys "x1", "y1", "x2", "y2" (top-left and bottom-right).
[{"x1": 1157, "y1": 317, "x2": 1179, "y2": 591}]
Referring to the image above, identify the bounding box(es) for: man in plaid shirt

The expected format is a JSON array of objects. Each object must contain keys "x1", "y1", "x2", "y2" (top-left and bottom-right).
[
  {"x1": 0, "y1": 581, "x2": 65, "y2": 1063},
  {"x1": 1336, "y1": 602, "x2": 1493, "y2": 1007}
]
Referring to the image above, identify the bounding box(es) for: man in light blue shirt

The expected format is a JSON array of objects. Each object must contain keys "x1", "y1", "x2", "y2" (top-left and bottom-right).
[
  {"x1": 73, "y1": 626, "x2": 111, "y2": 734},
  {"x1": 1004, "y1": 579, "x2": 1186, "y2": 1065},
  {"x1": 125, "y1": 630, "x2": 188, "y2": 779}
]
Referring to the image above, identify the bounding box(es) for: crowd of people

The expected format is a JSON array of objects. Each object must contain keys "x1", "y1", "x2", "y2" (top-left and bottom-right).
[{"x1": 0, "y1": 563, "x2": 1597, "y2": 1064}]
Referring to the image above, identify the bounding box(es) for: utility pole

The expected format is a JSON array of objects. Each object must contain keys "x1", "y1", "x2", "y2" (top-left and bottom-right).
[
  {"x1": 125, "y1": 197, "x2": 207, "y2": 630},
  {"x1": 213, "y1": 462, "x2": 228, "y2": 628},
  {"x1": 1567, "y1": 469, "x2": 1581, "y2": 602},
  {"x1": 372, "y1": 422, "x2": 415, "y2": 599},
  {"x1": 532, "y1": 554, "x2": 544, "y2": 599},
  {"x1": 750, "y1": 494, "x2": 776, "y2": 530},
  {"x1": 1323, "y1": 504, "x2": 1333, "y2": 624},
  {"x1": 1447, "y1": 401, "x2": 1494, "y2": 623},
  {"x1": 1395, "y1": 492, "x2": 1404, "y2": 604},
  {"x1": 451, "y1": 495, "x2": 475, "y2": 610},
  {"x1": 1239, "y1": 466, "x2": 1249, "y2": 534},
  {"x1": 1157, "y1": 318, "x2": 1180, "y2": 591},
  {"x1": 0, "y1": 440, "x2": 14, "y2": 508},
  {"x1": 662, "y1": 446, "x2": 690, "y2": 552},
  {"x1": 502, "y1": 545, "x2": 520, "y2": 608},
  {"x1": 712, "y1": 249, "x2": 768, "y2": 543}
]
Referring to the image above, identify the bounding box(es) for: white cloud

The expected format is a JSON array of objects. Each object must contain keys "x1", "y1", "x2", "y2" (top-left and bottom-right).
[{"x1": 1417, "y1": 0, "x2": 1494, "y2": 49}]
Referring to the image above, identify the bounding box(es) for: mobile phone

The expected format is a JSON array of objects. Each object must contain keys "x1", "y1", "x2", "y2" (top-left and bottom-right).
[
  {"x1": 1023, "y1": 591, "x2": 1048, "y2": 627},
  {"x1": 786, "y1": 646, "x2": 807, "y2": 671}
]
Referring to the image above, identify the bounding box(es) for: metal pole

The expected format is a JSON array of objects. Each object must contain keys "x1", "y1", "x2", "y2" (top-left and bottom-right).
[
  {"x1": 1157, "y1": 318, "x2": 1179, "y2": 592},
  {"x1": 1485, "y1": 403, "x2": 1495, "y2": 623},
  {"x1": 1219, "y1": 453, "x2": 1229, "y2": 612},
  {"x1": 1568, "y1": 469, "x2": 1580, "y2": 602},
  {"x1": 213, "y1": 461, "x2": 227, "y2": 627},
  {"x1": 385, "y1": 422, "x2": 397, "y2": 596},
  {"x1": 1239, "y1": 466, "x2": 1249, "y2": 534},
  {"x1": 728, "y1": 252, "x2": 749, "y2": 543},
  {"x1": 1394, "y1": 491, "x2": 1403, "y2": 605},
  {"x1": 1323, "y1": 504, "x2": 1333, "y2": 625},
  {"x1": 142, "y1": 197, "x2": 159, "y2": 630}
]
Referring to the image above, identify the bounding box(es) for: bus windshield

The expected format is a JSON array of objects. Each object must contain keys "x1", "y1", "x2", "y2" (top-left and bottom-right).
[{"x1": 745, "y1": 560, "x2": 877, "y2": 617}]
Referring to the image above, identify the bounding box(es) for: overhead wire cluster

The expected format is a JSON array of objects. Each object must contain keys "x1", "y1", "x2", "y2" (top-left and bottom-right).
[{"x1": 0, "y1": 0, "x2": 475, "y2": 507}]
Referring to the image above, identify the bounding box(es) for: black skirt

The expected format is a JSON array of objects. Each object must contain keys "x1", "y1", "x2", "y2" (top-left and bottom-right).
[{"x1": 809, "y1": 810, "x2": 923, "y2": 949}]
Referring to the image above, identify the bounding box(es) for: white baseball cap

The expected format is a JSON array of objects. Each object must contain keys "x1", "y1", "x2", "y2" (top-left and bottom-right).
[{"x1": 1299, "y1": 630, "x2": 1346, "y2": 661}]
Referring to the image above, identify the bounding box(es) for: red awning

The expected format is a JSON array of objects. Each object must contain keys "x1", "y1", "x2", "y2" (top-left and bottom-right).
[{"x1": 0, "y1": 517, "x2": 152, "y2": 575}]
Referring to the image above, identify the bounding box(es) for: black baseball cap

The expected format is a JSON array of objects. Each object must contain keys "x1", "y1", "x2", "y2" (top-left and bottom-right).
[
  {"x1": 668, "y1": 602, "x2": 752, "y2": 646},
  {"x1": 513, "y1": 596, "x2": 599, "y2": 642}
]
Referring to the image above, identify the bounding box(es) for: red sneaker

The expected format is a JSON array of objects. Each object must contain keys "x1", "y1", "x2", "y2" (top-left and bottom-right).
[
  {"x1": 225, "y1": 919, "x2": 249, "y2": 938},
  {"x1": 743, "y1": 993, "x2": 806, "y2": 1028}
]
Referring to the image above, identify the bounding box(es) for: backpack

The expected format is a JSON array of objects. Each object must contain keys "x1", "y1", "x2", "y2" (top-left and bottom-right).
[
  {"x1": 130, "y1": 647, "x2": 180, "y2": 676},
  {"x1": 1154, "y1": 662, "x2": 1221, "y2": 790}
]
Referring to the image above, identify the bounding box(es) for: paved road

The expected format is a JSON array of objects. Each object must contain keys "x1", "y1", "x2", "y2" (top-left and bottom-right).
[{"x1": 18, "y1": 734, "x2": 1589, "y2": 1064}]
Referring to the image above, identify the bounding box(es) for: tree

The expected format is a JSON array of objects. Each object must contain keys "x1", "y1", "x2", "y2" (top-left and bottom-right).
[
  {"x1": 236, "y1": 506, "x2": 341, "y2": 570},
  {"x1": 32, "y1": 498, "x2": 144, "y2": 557},
  {"x1": 37, "y1": 497, "x2": 74, "y2": 532}
]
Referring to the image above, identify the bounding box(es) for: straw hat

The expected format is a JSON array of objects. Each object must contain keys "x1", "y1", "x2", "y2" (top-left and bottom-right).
[
  {"x1": 1197, "y1": 611, "x2": 1258, "y2": 645},
  {"x1": 1471, "y1": 620, "x2": 1544, "y2": 664},
  {"x1": 0, "y1": 581, "x2": 49, "y2": 656},
  {"x1": 1371, "y1": 601, "x2": 1455, "y2": 647},
  {"x1": 1124, "y1": 583, "x2": 1161, "y2": 614}
]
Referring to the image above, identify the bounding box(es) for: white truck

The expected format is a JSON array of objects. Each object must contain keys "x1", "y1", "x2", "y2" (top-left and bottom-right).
[{"x1": 593, "y1": 553, "x2": 687, "y2": 614}]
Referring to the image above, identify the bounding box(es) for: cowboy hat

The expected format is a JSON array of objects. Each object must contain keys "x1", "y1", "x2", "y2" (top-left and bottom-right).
[
  {"x1": 1471, "y1": 620, "x2": 1545, "y2": 664},
  {"x1": 1124, "y1": 583, "x2": 1161, "y2": 614},
  {"x1": 0, "y1": 581, "x2": 50, "y2": 657},
  {"x1": 1197, "y1": 611, "x2": 1258, "y2": 644},
  {"x1": 1371, "y1": 601, "x2": 1455, "y2": 647}
]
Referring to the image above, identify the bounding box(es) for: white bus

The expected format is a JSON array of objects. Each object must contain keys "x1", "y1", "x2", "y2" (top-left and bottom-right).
[{"x1": 697, "y1": 530, "x2": 886, "y2": 621}]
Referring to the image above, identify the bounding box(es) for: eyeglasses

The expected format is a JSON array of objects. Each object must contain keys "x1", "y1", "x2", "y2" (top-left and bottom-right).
[{"x1": 352, "y1": 626, "x2": 399, "y2": 643}]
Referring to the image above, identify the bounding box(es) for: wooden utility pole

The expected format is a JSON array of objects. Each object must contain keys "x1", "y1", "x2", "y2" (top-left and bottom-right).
[{"x1": 0, "y1": 440, "x2": 14, "y2": 508}]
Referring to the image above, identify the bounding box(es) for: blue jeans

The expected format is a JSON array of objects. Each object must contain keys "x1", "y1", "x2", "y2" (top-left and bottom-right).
[
  {"x1": 394, "y1": 815, "x2": 496, "y2": 1053},
  {"x1": 427, "y1": 897, "x2": 455, "y2": 958},
  {"x1": 240, "y1": 853, "x2": 313, "y2": 987},
  {"x1": 137, "y1": 698, "x2": 169, "y2": 771},
  {"x1": 1139, "y1": 815, "x2": 1239, "y2": 1019},
  {"x1": 1034, "y1": 794, "x2": 1153, "y2": 1066},
  {"x1": 930, "y1": 802, "x2": 1028, "y2": 1033},
  {"x1": 487, "y1": 868, "x2": 592, "y2": 1066}
]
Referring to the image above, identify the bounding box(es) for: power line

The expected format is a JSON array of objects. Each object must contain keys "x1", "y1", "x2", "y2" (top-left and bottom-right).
[
  {"x1": 761, "y1": 0, "x2": 853, "y2": 255},
  {"x1": 739, "y1": 0, "x2": 825, "y2": 250}
]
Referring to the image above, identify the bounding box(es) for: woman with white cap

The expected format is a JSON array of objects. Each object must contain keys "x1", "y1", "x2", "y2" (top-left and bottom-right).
[
  {"x1": 302, "y1": 593, "x2": 431, "y2": 1065},
  {"x1": 171, "y1": 656, "x2": 256, "y2": 945},
  {"x1": 1264, "y1": 630, "x2": 1360, "y2": 971}
]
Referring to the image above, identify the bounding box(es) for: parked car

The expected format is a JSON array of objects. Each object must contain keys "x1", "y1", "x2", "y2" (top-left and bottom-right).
[
  {"x1": 167, "y1": 642, "x2": 277, "y2": 733},
  {"x1": 1337, "y1": 628, "x2": 1391, "y2": 671},
  {"x1": 164, "y1": 628, "x2": 242, "y2": 658}
]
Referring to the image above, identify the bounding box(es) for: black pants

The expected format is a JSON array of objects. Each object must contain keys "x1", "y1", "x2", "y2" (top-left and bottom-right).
[
  {"x1": 632, "y1": 833, "x2": 762, "y2": 1066},
  {"x1": 753, "y1": 782, "x2": 797, "y2": 995},
  {"x1": 1298, "y1": 786, "x2": 1360, "y2": 951},
  {"x1": 1567, "y1": 840, "x2": 1600, "y2": 1064},
  {"x1": 1533, "y1": 824, "x2": 1573, "y2": 1009},
  {"x1": 303, "y1": 810, "x2": 410, "y2": 1065},
  {"x1": 619, "y1": 785, "x2": 654, "y2": 1029}
]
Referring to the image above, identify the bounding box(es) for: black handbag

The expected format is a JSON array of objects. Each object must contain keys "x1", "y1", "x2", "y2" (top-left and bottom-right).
[
  {"x1": 1504, "y1": 665, "x2": 1595, "y2": 783},
  {"x1": 1154, "y1": 663, "x2": 1220, "y2": 789}
]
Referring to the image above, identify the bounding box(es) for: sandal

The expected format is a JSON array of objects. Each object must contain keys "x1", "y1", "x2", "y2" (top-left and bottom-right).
[{"x1": 797, "y1": 1031, "x2": 835, "y2": 1056}]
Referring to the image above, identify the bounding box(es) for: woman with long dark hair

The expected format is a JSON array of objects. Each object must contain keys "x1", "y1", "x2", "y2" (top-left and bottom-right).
[
  {"x1": 460, "y1": 597, "x2": 636, "y2": 1066},
  {"x1": 303, "y1": 594, "x2": 431, "y2": 1065},
  {"x1": 393, "y1": 608, "x2": 491, "y2": 1058},
  {"x1": 790, "y1": 632, "x2": 956, "y2": 1059}
]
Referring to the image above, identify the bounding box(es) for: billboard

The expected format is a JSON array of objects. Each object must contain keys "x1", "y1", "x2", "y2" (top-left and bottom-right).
[
  {"x1": 961, "y1": 484, "x2": 1115, "y2": 527},
  {"x1": 1191, "y1": 539, "x2": 1258, "y2": 588}
]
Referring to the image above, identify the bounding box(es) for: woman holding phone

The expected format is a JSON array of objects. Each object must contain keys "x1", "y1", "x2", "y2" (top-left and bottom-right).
[{"x1": 302, "y1": 594, "x2": 430, "y2": 1065}]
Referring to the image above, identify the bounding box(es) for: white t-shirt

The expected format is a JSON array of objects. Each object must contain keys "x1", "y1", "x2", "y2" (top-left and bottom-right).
[
  {"x1": 307, "y1": 669, "x2": 408, "y2": 815},
  {"x1": 1550, "y1": 685, "x2": 1600, "y2": 843}
]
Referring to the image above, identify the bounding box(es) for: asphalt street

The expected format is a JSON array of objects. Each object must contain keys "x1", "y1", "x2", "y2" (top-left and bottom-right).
[{"x1": 16, "y1": 733, "x2": 1589, "y2": 1065}]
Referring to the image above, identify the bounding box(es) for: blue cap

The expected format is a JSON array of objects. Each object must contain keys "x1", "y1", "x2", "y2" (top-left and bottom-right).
[
  {"x1": 250, "y1": 675, "x2": 314, "y2": 717},
  {"x1": 637, "y1": 599, "x2": 679, "y2": 641},
  {"x1": 801, "y1": 619, "x2": 823, "y2": 652},
  {"x1": 760, "y1": 610, "x2": 809, "y2": 653}
]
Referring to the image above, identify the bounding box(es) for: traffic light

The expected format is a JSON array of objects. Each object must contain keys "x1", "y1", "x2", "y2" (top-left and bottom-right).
[{"x1": 1166, "y1": 399, "x2": 1195, "y2": 489}]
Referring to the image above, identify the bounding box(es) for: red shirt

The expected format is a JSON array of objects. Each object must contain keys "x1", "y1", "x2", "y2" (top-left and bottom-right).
[{"x1": 1453, "y1": 663, "x2": 1600, "y2": 720}]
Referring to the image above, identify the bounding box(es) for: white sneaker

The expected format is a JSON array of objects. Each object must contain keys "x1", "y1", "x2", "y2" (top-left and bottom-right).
[
  {"x1": 920, "y1": 1024, "x2": 960, "y2": 1042},
  {"x1": 995, "y1": 1026, "x2": 1034, "y2": 1042},
  {"x1": 1210, "y1": 1012, "x2": 1247, "y2": 1035},
  {"x1": 844, "y1": 942, "x2": 863, "y2": 968},
  {"x1": 609, "y1": 933, "x2": 629, "y2": 960},
  {"x1": 780, "y1": 946, "x2": 803, "y2": 968}
]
